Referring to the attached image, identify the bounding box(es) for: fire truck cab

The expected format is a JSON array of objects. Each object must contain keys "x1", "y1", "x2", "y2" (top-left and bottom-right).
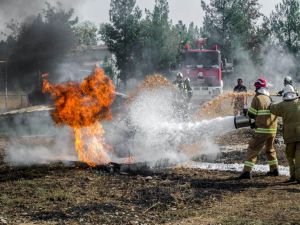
[{"x1": 178, "y1": 39, "x2": 230, "y2": 103}]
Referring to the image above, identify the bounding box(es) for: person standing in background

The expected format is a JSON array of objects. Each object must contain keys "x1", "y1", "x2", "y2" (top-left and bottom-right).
[{"x1": 232, "y1": 78, "x2": 247, "y2": 116}]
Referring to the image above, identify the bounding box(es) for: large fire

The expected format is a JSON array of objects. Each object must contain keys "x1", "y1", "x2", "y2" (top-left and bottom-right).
[{"x1": 42, "y1": 67, "x2": 115, "y2": 166}]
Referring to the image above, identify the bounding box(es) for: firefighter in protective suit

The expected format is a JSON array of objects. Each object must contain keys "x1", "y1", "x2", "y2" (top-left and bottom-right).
[
  {"x1": 173, "y1": 72, "x2": 193, "y2": 102},
  {"x1": 172, "y1": 72, "x2": 193, "y2": 120},
  {"x1": 277, "y1": 76, "x2": 298, "y2": 96},
  {"x1": 270, "y1": 86, "x2": 300, "y2": 183},
  {"x1": 239, "y1": 78, "x2": 279, "y2": 179}
]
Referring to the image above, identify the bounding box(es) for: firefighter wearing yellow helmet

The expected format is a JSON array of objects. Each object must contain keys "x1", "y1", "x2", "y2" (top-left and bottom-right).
[
  {"x1": 270, "y1": 85, "x2": 300, "y2": 183},
  {"x1": 239, "y1": 78, "x2": 279, "y2": 179}
]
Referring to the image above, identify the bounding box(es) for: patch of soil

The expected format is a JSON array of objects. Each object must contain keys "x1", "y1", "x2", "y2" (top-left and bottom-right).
[{"x1": 0, "y1": 133, "x2": 298, "y2": 225}]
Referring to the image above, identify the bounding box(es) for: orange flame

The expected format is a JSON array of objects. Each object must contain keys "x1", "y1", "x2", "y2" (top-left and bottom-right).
[{"x1": 42, "y1": 67, "x2": 115, "y2": 166}]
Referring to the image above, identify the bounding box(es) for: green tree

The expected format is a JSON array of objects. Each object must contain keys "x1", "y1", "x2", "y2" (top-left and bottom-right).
[
  {"x1": 201, "y1": 0, "x2": 262, "y2": 62},
  {"x1": 5, "y1": 2, "x2": 78, "y2": 89},
  {"x1": 74, "y1": 21, "x2": 99, "y2": 46},
  {"x1": 270, "y1": 0, "x2": 300, "y2": 53},
  {"x1": 100, "y1": 0, "x2": 142, "y2": 87},
  {"x1": 187, "y1": 22, "x2": 201, "y2": 48},
  {"x1": 174, "y1": 20, "x2": 187, "y2": 48},
  {"x1": 139, "y1": 0, "x2": 180, "y2": 74},
  {"x1": 174, "y1": 21, "x2": 201, "y2": 49}
]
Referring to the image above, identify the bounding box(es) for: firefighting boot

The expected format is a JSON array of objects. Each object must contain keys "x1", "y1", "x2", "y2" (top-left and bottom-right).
[
  {"x1": 238, "y1": 171, "x2": 252, "y2": 180},
  {"x1": 266, "y1": 169, "x2": 279, "y2": 176}
]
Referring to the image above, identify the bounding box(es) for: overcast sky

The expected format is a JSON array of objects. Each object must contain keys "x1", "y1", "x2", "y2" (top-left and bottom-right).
[
  {"x1": 0, "y1": 0, "x2": 282, "y2": 38},
  {"x1": 74, "y1": 0, "x2": 282, "y2": 27}
]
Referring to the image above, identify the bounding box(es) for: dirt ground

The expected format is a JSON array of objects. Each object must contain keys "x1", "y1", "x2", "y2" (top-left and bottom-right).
[{"x1": 0, "y1": 131, "x2": 299, "y2": 225}]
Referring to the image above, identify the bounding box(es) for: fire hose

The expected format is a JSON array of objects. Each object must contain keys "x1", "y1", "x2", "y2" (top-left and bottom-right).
[{"x1": 234, "y1": 109, "x2": 284, "y2": 146}]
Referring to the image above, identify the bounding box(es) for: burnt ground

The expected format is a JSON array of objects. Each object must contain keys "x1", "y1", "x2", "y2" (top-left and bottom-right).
[{"x1": 0, "y1": 131, "x2": 299, "y2": 225}]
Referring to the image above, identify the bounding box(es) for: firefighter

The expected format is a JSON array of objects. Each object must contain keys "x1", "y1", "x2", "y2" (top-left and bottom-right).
[
  {"x1": 277, "y1": 76, "x2": 298, "y2": 96},
  {"x1": 270, "y1": 86, "x2": 300, "y2": 183},
  {"x1": 173, "y1": 72, "x2": 193, "y2": 102},
  {"x1": 231, "y1": 78, "x2": 247, "y2": 116},
  {"x1": 239, "y1": 78, "x2": 279, "y2": 179}
]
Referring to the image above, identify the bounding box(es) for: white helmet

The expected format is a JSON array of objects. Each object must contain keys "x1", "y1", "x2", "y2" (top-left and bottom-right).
[
  {"x1": 284, "y1": 76, "x2": 293, "y2": 85},
  {"x1": 184, "y1": 77, "x2": 190, "y2": 82},
  {"x1": 282, "y1": 84, "x2": 298, "y2": 101},
  {"x1": 177, "y1": 72, "x2": 183, "y2": 79}
]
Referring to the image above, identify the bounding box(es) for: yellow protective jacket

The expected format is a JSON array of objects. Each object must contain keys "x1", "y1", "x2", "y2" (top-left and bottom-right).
[
  {"x1": 248, "y1": 93, "x2": 277, "y2": 135},
  {"x1": 270, "y1": 99, "x2": 300, "y2": 143}
]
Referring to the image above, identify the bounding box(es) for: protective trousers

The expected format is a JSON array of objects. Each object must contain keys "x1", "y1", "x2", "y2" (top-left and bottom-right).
[
  {"x1": 233, "y1": 99, "x2": 244, "y2": 116},
  {"x1": 243, "y1": 134, "x2": 278, "y2": 172},
  {"x1": 285, "y1": 142, "x2": 300, "y2": 181}
]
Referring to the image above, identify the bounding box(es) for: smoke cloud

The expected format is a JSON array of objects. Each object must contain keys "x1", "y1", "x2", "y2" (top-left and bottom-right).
[
  {"x1": 2, "y1": 109, "x2": 77, "y2": 165},
  {"x1": 260, "y1": 44, "x2": 298, "y2": 91},
  {"x1": 0, "y1": 0, "x2": 81, "y2": 40},
  {"x1": 223, "y1": 41, "x2": 299, "y2": 98}
]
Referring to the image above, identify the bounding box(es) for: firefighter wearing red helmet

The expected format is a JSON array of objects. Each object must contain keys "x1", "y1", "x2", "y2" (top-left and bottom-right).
[{"x1": 239, "y1": 78, "x2": 279, "y2": 179}]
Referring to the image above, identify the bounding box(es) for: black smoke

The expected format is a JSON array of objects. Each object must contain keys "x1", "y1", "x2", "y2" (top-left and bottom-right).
[{"x1": 0, "y1": 1, "x2": 79, "y2": 101}]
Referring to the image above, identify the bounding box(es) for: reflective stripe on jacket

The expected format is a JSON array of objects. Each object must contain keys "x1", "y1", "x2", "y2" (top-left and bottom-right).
[
  {"x1": 248, "y1": 93, "x2": 277, "y2": 135},
  {"x1": 270, "y1": 99, "x2": 300, "y2": 143}
]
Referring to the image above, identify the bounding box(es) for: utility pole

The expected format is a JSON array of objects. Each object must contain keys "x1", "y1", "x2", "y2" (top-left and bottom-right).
[{"x1": 0, "y1": 60, "x2": 8, "y2": 110}]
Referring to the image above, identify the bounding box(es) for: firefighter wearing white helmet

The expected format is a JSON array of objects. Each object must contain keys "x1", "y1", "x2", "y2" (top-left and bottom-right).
[
  {"x1": 173, "y1": 72, "x2": 193, "y2": 102},
  {"x1": 278, "y1": 76, "x2": 298, "y2": 97},
  {"x1": 239, "y1": 78, "x2": 279, "y2": 179},
  {"x1": 270, "y1": 87, "x2": 300, "y2": 183},
  {"x1": 284, "y1": 76, "x2": 293, "y2": 85},
  {"x1": 282, "y1": 85, "x2": 298, "y2": 101}
]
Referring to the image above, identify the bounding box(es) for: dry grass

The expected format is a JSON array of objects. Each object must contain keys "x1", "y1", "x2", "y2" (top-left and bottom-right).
[
  {"x1": 0, "y1": 164, "x2": 299, "y2": 225},
  {"x1": 0, "y1": 134, "x2": 299, "y2": 225}
]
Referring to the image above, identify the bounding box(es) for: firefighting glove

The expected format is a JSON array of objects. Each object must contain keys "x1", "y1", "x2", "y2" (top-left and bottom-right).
[
  {"x1": 250, "y1": 120, "x2": 256, "y2": 129},
  {"x1": 242, "y1": 108, "x2": 248, "y2": 116}
]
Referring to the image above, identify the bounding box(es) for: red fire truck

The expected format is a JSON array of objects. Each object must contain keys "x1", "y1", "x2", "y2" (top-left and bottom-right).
[{"x1": 179, "y1": 39, "x2": 233, "y2": 103}]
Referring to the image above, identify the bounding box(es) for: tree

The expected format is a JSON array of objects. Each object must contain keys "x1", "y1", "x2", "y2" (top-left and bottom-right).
[
  {"x1": 139, "y1": 0, "x2": 180, "y2": 74},
  {"x1": 187, "y1": 22, "x2": 201, "y2": 48},
  {"x1": 270, "y1": 0, "x2": 300, "y2": 54},
  {"x1": 74, "y1": 21, "x2": 99, "y2": 47},
  {"x1": 173, "y1": 21, "x2": 201, "y2": 49},
  {"x1": 201, "y1": 0, "x2": 262, "y2": 62},
  {"x1": 100, "y1": 0, "x2": 142, "y2": 88},
  {"x1": 5, "y1": 2, "x2": 78, "y2": 89}
]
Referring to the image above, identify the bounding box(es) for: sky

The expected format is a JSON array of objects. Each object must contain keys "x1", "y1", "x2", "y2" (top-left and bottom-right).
[
  {"x1": 0, "y1": 0, "x2": 282, "y2": 39},
  {"x1": 74, "y1": 0, "x2": 282, "y2": 27},
  {"x1": 75, "y1": 0, "x2": 203, "y2": 26}
]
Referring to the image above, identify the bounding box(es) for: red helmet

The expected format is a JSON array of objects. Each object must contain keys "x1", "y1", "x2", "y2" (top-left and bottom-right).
[{"x1": 254, "y1": 78, "x2": 267, "y2": 89}]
